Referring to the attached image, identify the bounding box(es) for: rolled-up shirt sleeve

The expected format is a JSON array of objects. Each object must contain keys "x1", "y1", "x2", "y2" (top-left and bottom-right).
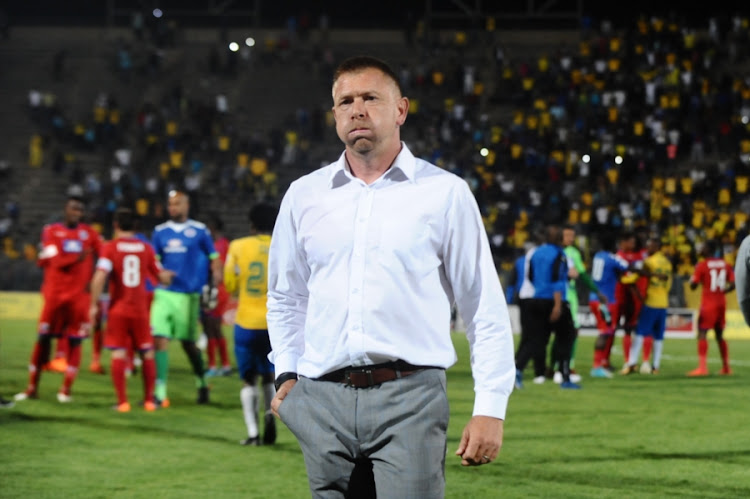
[
  {"x1": 266, "y1": 183, "x2": 311, "y2": 375},
  {"x1": 441, "y1": 181, "x2": 515, "y2": 420}
]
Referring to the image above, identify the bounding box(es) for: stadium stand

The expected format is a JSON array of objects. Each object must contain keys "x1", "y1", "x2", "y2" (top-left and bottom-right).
[{"x1": 2, "y1": 11, "x2": 750, "y2": 305}]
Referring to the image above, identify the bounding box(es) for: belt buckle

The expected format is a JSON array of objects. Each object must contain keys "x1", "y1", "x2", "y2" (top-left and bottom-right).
[{"x1": 345, "y1": 368, "x2": 374, "y2": 387}]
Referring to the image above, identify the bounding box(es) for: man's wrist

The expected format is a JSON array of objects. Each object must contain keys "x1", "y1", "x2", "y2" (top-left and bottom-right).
[{"x1": 274, "y1": 372, "x2": 298, "y2": 391}]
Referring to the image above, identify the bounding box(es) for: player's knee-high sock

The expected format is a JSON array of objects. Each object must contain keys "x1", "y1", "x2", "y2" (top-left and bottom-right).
[
  {"x1": 111, "y1": 357, "x2": 128, "y2": 404},
  {"x1": 593, "y1": 334, "x2": 609, "y2": 368},
  {"x1": 207, "y1": 338, "x2": 217, "y2": 368},
  {"x1": 623, "y1": 334, "x2": 632, "y2": 363},
  {"x1": 181, "y1": 341, "x2": 207, "y2": 388},
  {"x1": 697, "y1": 339, "x2": 708, "y2": 370},
  {"x1": 652, "y1": 339, "x2": 664, "y2": 370},
  {"x1": 91, "y1": 327, "x2": 103, "y2": 364},
  {"x1": 155, "y1": 350, "x2": 169, "y2": 401},
  {"x1": 218, "y1": 337, "x2": 230, "y2": 368},
  {"x1": 603, "y1": 332, "x2": 615, "y2": 366},
  {"x1": 262, "y1": 382, "x2": 276, "y2": 412},
  {"x1": 141, "y1": 356, "x2": 156, "y2": 403},
  {"x1": 26, "y1": 337, "x2": 52, "y2": 393},
  {"x1": 627, "y1": 335, "x2": 643, "y2": 367},
  {"x1": 61, "y1": 339, "x2": 82, "y2": 394},
  {"x1": 718, "y1": 340, "x2": 730, "y2": 369},
  {"x1": 642, "y1": 336, "x2": 653, "y2": 362},
  {"x1": 240, "y1": 385, "x2": 259, "y2": 438}
]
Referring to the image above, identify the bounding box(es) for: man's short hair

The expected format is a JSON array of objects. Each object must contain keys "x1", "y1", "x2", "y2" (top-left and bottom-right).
[
  {"x1": 114, "y1": 207, "x2": 135, "y2": 231},
  {"x1": 332, "y1": 55, "x2": 402, "y2": 96},
  {"x1": 67, "y1": 195, "x2": 85, "y2": 205},
  {"x1": 249, "y1": 203, "x2": 279, "y2": 234}
]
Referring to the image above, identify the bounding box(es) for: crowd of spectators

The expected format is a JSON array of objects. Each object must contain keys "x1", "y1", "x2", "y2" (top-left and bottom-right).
[
  {"x1": 5, "y1": 11, "x2": 750, "y2": 306},
  {"x1": 393, "y1": 13, "x2": 750, "y2": 294}
]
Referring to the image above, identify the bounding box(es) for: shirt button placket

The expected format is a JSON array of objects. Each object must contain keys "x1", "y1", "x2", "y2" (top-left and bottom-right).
[{"x1": 348, "y1": 188, "x2": 373, "y2": 360}]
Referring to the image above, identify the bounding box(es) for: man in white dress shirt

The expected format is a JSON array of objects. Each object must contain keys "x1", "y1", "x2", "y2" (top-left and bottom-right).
[{"x1": 266, "y1": 55, "x2": 515, "y2": 498}]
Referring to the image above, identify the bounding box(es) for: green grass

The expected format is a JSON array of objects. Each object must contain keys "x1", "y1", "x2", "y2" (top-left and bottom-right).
[{"x1": 2, "y1": 317, "x2": 750, "y2": 498}]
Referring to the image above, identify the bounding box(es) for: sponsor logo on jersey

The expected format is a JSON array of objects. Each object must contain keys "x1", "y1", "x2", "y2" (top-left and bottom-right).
[
  {"x1": 164, "y1": 238, "x2": 187, "y2": 253},
  {"x1": 63, "y1": 239, "x2": 83, "y2": 253},
  {"x1": 116, "y1": 241, "x2": 145, "y2": 253}
]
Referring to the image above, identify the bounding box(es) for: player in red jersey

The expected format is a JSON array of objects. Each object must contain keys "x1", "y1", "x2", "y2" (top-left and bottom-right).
[
  {"x1": 15, "y1": 196, "x2": 102, "y2": 403},
  {"x1": 202, "y1": 216, "x2": 232, "y2": 377},
  {"x1": 608, "y1": 231, "x2": 652, "y2": 368},
  {"x1": 89, "y1": 208, "x2": 174, "y2": 412},
  {"x1": 687, "y1": 240, "x2": 735, "y2": 376},
  {"x1": 89, "y1": 261, "x2": 109, "y2": 375}
]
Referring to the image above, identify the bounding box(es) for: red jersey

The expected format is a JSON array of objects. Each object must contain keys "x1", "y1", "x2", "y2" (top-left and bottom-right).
[
  {"x1": 38, "y1": 222, "x2": 101, "y2": 300},
  {"x1": 691, "y1": 257, "x2": 734, "y2": 307},
  {"x1": 617, "y1": 249, "x2": 649, "y2": 290},
  {"x1": 97, "y1": 236, "x2": 161, "y2": 317},
  {"x1": 214, "y1": 236, "x2": 229, "y2": 264}
]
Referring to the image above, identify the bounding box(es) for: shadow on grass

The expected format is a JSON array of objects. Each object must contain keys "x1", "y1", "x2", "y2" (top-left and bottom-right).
[{"x1": 1, "y1": 411, "x2": 301, "y2": 453}]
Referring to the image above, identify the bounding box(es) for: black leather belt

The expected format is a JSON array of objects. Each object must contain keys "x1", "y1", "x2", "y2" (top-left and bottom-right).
[{"x1": 315, "y1": 361, "x2": 437, "y2": 388}]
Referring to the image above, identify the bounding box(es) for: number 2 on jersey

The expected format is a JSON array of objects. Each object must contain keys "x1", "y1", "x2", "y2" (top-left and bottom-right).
[{"x1": 245, "y1": 261, "x2": 265, "y2": 296}]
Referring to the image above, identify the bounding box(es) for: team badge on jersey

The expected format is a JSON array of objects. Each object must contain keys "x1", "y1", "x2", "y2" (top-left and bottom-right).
[
  {"x1": 63, "y1": 239, "x2": 83, "y2": 253},
  {"x1": 185, "y1": 228, "x2": 197, "y2": 238},
  {"x1": 79, "y1": 230, "x2": 89, "y2": 240}
]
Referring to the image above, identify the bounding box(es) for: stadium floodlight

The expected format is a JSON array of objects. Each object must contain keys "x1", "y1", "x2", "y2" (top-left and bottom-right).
[
  {"x1": 245, "y1": 37, "x2": 256, "y2": 47},
  {"x1": 229, "y1": 42, "x2": 239, "y2": 52},
  {"x1": 152, "y1": 8, "x2": 163, "y2": 18}
]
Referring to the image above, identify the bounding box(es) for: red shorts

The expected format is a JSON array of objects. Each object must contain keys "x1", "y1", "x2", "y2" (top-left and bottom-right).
[
  {"x1": 589, "y1": 301, "x2": 620, "y2": 333},
  {"x1": 38, "y1": 294, "x2": 91, "y2": 339},
  {"x1": 105, "y1": 312, "x2": 153, "y2": 351},
  {"x1": 698, "y1": 302, "x2": 726, "y2": 332}
]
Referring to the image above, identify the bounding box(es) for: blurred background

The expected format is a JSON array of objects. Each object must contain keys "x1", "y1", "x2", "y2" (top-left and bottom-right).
[{"x1": 0, "y1": 1, "x2": 748, "y2": 314}]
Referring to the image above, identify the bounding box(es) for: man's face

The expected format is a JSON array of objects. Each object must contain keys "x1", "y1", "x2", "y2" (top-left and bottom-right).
[
  {"x1": 167, "y1": 192, "x2": 189, "y2": 222},
  {"x1": 562, "y1": 228, "x2": 576, "y2": 247},
  {"x1": 63, "y1": 200, "x2": 84, "y2": 226},
  {"x1": 331, "y1": 67, "x2": 408, "y2": 156}
]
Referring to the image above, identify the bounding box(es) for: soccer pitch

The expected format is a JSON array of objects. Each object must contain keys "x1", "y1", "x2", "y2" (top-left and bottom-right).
[{"x1": 2, "y1": 317, "x2": 750, "y2": 498}]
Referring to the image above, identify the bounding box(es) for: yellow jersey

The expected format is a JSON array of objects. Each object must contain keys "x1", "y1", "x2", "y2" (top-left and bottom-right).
[
  {"x1": 223, "y1": 234, "x2": 271, "y2": 329},
  {"x1": 643, "y1": 251, "x2": 673, "y2": 309}
]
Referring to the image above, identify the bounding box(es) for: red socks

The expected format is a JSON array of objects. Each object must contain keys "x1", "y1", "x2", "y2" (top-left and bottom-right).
[
  {"x1": 207, "y1": 338, "x2": 217, "y2": 368},
  {"x1": 623, "y1": 335, "x2": 632, "y2": 363},
  {"x1": 61, "y1": 342, "x2": 82, "y2": 394},
  {"x1": 719, "y1": 340, "x2": 729, "y2": 368},
  {"x1": 111, "y1": 358, "x2": 128, "y2": 404},
  {"x1": 643, "y1": 336, "x2": 653, "y2": 362},
  {"x1": 142, "y1": 358, "x2": 156, "y2": 402},
  {"x1": 217, "y1": 337, "x2": 230, "y2": 368}
]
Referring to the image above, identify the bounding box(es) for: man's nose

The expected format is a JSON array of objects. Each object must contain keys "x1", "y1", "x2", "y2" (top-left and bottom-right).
[{"x1": 351, "y1": 99, "x2": 366, "y2": 117}]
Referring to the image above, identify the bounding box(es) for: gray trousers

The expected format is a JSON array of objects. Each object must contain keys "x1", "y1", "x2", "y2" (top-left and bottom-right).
[{"x1": 279, "y1": 368, "x2": 449, "y2": 499}]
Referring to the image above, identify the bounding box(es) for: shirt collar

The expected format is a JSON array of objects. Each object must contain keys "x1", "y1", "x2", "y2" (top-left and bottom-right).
[{"x1": 328, "y1": 142, "x2": 417, "y2": 189}]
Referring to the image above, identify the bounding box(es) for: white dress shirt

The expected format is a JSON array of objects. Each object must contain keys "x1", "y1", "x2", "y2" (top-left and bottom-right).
[{"x1": 267, "y1": 143, "x2": 515, "y2": 419}]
